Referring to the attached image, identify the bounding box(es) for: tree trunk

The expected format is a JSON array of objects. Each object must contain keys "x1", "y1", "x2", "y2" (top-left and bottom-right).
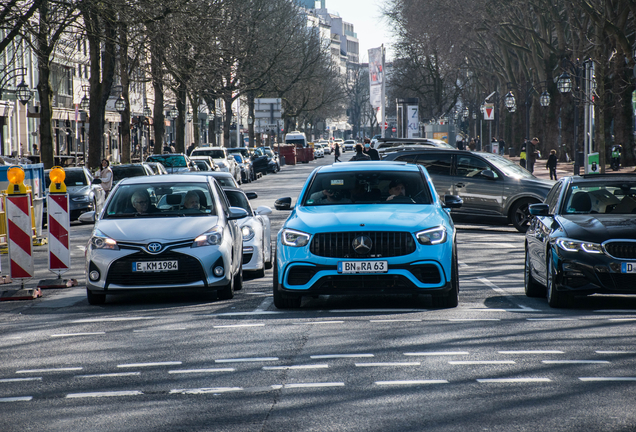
[
  {"x1": 175, "y1": 82, "x2": 186, "y2": 153},
  {"x1": 36, "y1": 1, "x2": 54, "y2": 169},
  {"x1": 224, "y1": 96, "x2": 233, "y2": 147},
  {"x1": 151, "y1": 36, "x2": 164, "y2": 154},
  {"x1": 119, "y1": 27, "x2": 131, "y2": 163}
]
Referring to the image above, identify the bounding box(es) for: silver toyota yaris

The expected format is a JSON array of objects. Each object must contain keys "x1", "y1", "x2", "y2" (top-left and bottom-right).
[{"x1": 81, "y1": 175, "x2": 247, "y2": 305}]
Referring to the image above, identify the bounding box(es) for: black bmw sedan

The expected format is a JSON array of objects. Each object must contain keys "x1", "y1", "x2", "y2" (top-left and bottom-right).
[{"x1": 525, "y1": 174, "x2": 636, "y2": 307}]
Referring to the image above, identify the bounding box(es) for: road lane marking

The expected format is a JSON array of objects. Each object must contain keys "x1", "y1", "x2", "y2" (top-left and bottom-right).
[
  {"x1": 215, "y1": 357, "x2": 278, "y2": 363},
  {"x1": 0, "y1": 396, "x2": 32, "y2": 402},
  {"x1": 542, "y1": 360, "x2": 610, "y2": 364},
  {"x1": 0, "y1": 377, "x2": 42, "y2": 383},
  {"x1": 375, "y1": 380, "x2": 447, "y2": 386},
  {"x1": 284, "y1": 382, "x2": 344, "y2": 388},
  {"x1": 449, "y1": 361, "x2": 515, "y2": 365},
  {"x1": 499, "y1": 350, "x2": 564, "y2": 354},
  {"x1": 477, "y1": 277, "x2": 538, "y2": 311},
  {"x1": 293, "y1": 321, "x2": 344, "y2": 325},
  {"x1": 449, "y1": 319, "x2": 501, "y2": 322},
  {"x1": 579, "y1": 377, "x2": 636, "y2": 382},
  {"x1": 327, "y1": 309, "x2": 423, "y2": 313},
  {"x1": 75, "y1": 372, "x2": 141, "y2": 378},
  {"x1": 370, "y1": 319, "x2": 422, "y2": 323},
  {"x1": 170, "y1": 387, "x2": 243, "y2": 394},
  {"x1": 404, "y1": 351, "x2": 469, "y2": 356},
  {"x1": 355, "y1": 362, "x2": 421, "y2": 367},
  {"x1": 66, "y1": 391, "x2": 143, "y2": 398},
  {"x1": 133, "y1": 328, "x2": 187, "y2": 332},
  {"x1": 255, "y1": 297, "x2": 273, "y2": 311},
  {"x1": 263, "y1": 365, "x2": 328, "y2": 370},
  {"x1": 477, "y1": 378, "x2": 551, "y2": 383},
  {"x1": 72, "y1": 317, "x2": 156, "y2": 323},
  {"x1": 526, "y1": 318, "x2": 577, "y2": 321},
  {"x1": 169, "y1": 368, "x2": 235, "y2": 374},
  {"x1": 596, "y1": 351, "x2": 636, "y2": 354},
  {"x1": 212, "y1": 311, "x2": 282, "y2": 316},
  {"x1": 310, "y1": 354, "x2": 374, "y2": 359},
  {"x1": 17, "y1": 367, "x2": 82, "y2": 373},
  {"x1": 213, "y1": 324, "x2": 265, "y2": 329},
  {"x1": 117, "y1": 362, "x2": 182, "y2": 368},
  {"x1": 51, "y1": 332, "x2": 106, "y2": 337}
]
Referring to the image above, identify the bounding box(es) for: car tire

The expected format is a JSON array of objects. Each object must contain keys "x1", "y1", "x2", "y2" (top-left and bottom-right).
[
  {"x1": 217, "y1": 276, "x2": 234, "y2": 300},
  {"x1": 86, "y1": 288, "x2": 106, "y2": 305},
  {"x1": 546, "y1": 249, "x2": 569, "y2": 308},
  {"x1": 432, "y1": 245, "x2": 459, "y2": 308},
  {"x1": 251, "y1": 268, "x2": 265, "y2": 278},
  {"x1": 273, "y1": 258, "x2": 301, "y2": 309},
  {"x1": 234, "y1": 262, "x2": 243, "y2": 291},
  {"x1": 524, "y1": 247, "x2": 545, "y2": 297},
  {"x1": 510, "y1": 198, "x2": 537, "y2": 233}
]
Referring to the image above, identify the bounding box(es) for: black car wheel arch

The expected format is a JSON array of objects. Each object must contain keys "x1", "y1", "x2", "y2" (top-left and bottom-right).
[
  {"x1": 510, "y1": 198, "x2": 538, "y2": 233},
  {"x1": 546, "y1": 249, "x2": 570, "y2": 308}
]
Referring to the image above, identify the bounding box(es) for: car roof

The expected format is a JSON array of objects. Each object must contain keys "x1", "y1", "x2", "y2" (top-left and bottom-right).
[
  {"x1": 112, "y1": 163, "x2": 146, "y2": 167},
  {"x1": 566, "y1": 173, "x2": 636, "y2": 183},
  {"x1": 315, "y1": 161, "x2": 415, "y2": 174},
  {"x1": 188, "y1": 171, "x2": 234, "y2": 178},
  {"x1": 118, "y1": 174, "x2": 211, "y2": 185}
]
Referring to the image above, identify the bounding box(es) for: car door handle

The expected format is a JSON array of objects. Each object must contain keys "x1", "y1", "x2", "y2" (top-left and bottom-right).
[{"x1": 455, "y1": 182, "x2": 465, "y2": 188}]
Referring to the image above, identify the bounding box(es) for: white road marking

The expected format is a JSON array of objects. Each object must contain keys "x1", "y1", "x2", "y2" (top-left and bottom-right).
[
  {"x1": 542, "y1": 360, "x2": 610, "y2": 364},
  {"x1": 0, "y1": 377, "x2": 42, "y2": 383},
  {"x1": 327, "y1": 309, "x2": 423, "y2": 313},
  {"x1": 0, "y1": 396, "x2": 32, "y2": 402},
  {"x1": 370, "y1": 319, "x2": 422, "y2": 323},
  {"x1": 133, "y1": 328, "x2": 187, "y2": 332},
  {"x1": 310, "y1": 354, "x2": 374, "y2": 359},
  {"x1": 527, "y1": 318, "x2": 577, "y2": 321},
  {"x1": 579, "y1": 377, "x2": 636, "y2": 382},
  {"x1": 255, "y1": 297, "x2": 273, "y2": 311},
  {"x1": 51, "y1": 332, "x2": 106, "y2": 337},
  {"x1": 215, "y1": 357, "x2": 278, "y2": 363},
  {"x1": 594, "y1": 310, "x2": 636, "y2": 313},
  {"x1": 477, "y1": 277, "x2": 538, "y2": 311},
  {"x1": 449, "y1": 319, "x2": 501, "y2": 322},
  {"x1": 17, "y1": 367, "x2": 82, "y2": 373},
  {"x1": 73, "y1": 317, "x2": 156, "y2": 323},
  {"x1": 449, "y1": 361, "x2": 515, "y2": 365},
  {"x1": 293, "y1": 321, "x2": 344, "y2": 325},
  {"x1": 66, "y1": 391, "x2": 143, "y2": 398},
  {"x1": 596, "y1": 351, "x2": 636, "y2": 354},
  {"x1": 609, "y1": 318, "x2": 636, "y2": 322},
  {"x1": 75, "y1": 372, "x2": 141, "y2": 378},
  {"x1": 375, "y1": 380, "x2": 447, "y2": 386},
  {"x1": 477, "y1": 378, "x2": 551, "y2": 383},
  {"x1": 499, "y1": 350, "x2": 564, "y2": 354},
  {"x1": 169, "y1": 368, "x2": 235, "y2": 374},
  {"x1": 213, "y1": 324, "x2": 265, "y2": 329},
  {"x1": 117, "y1": 362, "x2": 182, "y2": 368},
  {"x1": 355, "y1": 362, "x2": 421, "y2": 367},
  {"x1": 284, "y1": 382, "x2": 344, "y2": 388},
  {"x1": 263, "y1": 365, "x2": 328, "y2": 370},
  {"x1": 404, "y1": 351, "x2": 469, "y2": 356},
  {"x1": 170, "y1": 387, "x2": 242, "y2": 394},
  {"x1": 213, "y1": 311, "x2": 282, "y2": 316}
]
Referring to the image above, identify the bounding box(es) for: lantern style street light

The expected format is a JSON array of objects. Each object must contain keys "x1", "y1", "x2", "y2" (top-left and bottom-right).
[
  {"x1": 169, "y1": 106, "x2": 179, "y2": 119},
  {"x1": 115, "y1": 94, "x2": 126, "y2": 113},
  {"x1": 143, "y1": 105, "x2": 152, "y2": 117},
  {"x1": 462, "y1": 106, "x2": 469, "y2": 119},
  {"x1": 15, "y1": 81, "x2": 32, "y2": 104}
]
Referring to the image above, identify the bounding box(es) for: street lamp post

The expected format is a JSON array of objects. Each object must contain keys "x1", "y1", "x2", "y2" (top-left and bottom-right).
[{"x1": 143, "y1": 104, "x2": 152, "y2": 161}]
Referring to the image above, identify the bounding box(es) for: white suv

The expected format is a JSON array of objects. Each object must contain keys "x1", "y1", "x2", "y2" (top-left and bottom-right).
[{"x1": 190, "y1": 147, "x2": 240, "y2": 183}]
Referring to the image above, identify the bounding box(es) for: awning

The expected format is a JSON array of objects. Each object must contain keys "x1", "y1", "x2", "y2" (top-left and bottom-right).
[{"x1": 0, "y1": 102, "x2": 14, "y2": 117}]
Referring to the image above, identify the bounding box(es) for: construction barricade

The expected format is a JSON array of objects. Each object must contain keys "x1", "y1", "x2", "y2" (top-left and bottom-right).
[{"x1": 278, "y1": 145, "x2": 296, "y2": 165}]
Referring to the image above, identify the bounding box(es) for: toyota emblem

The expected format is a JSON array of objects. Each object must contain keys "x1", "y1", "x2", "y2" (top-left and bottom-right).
[
  {"x1": 352, "y1": 236, "x2": 372, "y2": 255},
  {"x1": 146, "y1": 242, "x2": 163, "y2": 254}
]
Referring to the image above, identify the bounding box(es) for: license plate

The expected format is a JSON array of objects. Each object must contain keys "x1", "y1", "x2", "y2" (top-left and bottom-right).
[
  {"x1": 133, "y1": 261, "x2": 178, "y2": 272},
  {"x1": 338, "y1": 261, "x2": 388, "y2": 274},
  {"x1": 621, "y1": 263, "x2": 636, "y2": 273}
]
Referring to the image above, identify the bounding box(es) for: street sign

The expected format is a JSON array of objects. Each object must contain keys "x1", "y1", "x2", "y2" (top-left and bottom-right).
[{"x1": 484, "y1": 103, "x2": 495, "y2": 121}]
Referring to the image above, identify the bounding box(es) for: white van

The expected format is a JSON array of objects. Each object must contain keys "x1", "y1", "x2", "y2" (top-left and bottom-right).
[{"x1": 284, "y1": 131, "x2": 307, "y2": 147}]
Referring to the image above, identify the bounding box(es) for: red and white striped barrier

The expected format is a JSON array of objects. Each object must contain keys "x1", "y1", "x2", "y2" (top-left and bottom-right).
[
  {"x1": 6, "y1": 194, "x2": 34, "y2": 280},
  {"x1": 47, "y1": 194, "x2": 70, "y2": 274}
]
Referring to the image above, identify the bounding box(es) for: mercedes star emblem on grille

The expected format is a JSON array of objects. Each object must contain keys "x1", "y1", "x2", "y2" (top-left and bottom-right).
[
  {"x1": 146, "y1": 242, "x2": 163, "y2": 253},
  {"x1": 352, "y1": 236, "x2": 372, "y2": 254}
]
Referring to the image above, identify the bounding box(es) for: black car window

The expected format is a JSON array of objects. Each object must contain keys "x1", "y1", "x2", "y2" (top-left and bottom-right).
[
  {"x1": 214, "y1": 182, "x2": 230, "y2": 214},
  {"x1": 394, "y1": 154, "x2": 417, "y2": 164},
  {"x1": 415, "y1": 153, "x2": 452, "y2": 176},
  {"x1": 223, "y1": 190, "x2": 253, "y2": 215},
  {"x1": 562, "y1": 181, "x2": 636, "y2": 214},
  {"x1": 544, "y1": 181, "x2": 563, "y2": 214},
  {"x1": 456, "y1": 155, "x2": 494, "y2": 178},
  {"x1": 112, "y1": 166, "x2": 147, "y2": 182}
]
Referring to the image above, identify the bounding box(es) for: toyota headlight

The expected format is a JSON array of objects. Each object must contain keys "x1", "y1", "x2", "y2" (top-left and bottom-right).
[
  {"x1": 192, "y1": 226, "x2": 224, "y2": 247},
  {"x1": 281, "y1": 228, "x2": 310, "y2": 247},
  {"x1": 416, "y1": 226, "x2": 447, "y2": 245},
  {"x1": 90, "y1": 230, "x2": 118, "y2": 250},
  {"x1": 242, "y1": 225, "x2": 255, "y2": 242},
  {"x1": 556, "y1": 238, "x2": 603, "y2": 254}
]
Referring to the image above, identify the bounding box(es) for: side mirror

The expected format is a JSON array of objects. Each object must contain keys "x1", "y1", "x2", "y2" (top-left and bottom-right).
[
  {"x1": 443, "y1": 195, "x2": 463, "y2": 209},
  {"x1": 480, "y1": 169, "x2": 497, "y2": 180},
  {"x1": 245, "y1": 191, "x2": 258, "y2": 200},
  {"x1": 92, "y1": 178, "x2": 102, "y2": 184},
  {"x1": 256, "y1": 205, "x2": 273, "y2": 216},
  {"x1": 78, "y1": 211, "x2": 96, "y2": 224},
  {"x1": 228, "y1": 207, "x2": 249, "y2": 220},
  {"x1": 529, "y1": 203, "x2": 549, "y2": 216},
  {"x1": 275, "y1": 197, "x2": 293, "y2": 211}
]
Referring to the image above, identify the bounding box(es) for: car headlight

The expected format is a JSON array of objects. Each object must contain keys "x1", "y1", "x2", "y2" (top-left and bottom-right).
[
  {"x1": 72, "y1": 196, "x2": 90, "y2": 202},
  {"x1": 416, "y1": 226, "x2": 447, "y2": 245},
  {"x1": 192, "y1": 226, "x2": 224, "y2": 247},
  {"x1": 555, "y1": 238, "x2": 603, "y2": 254},
  {"x1": 242, "y1": 225, "x2": 255, "y2": 241},
  {"x1": 90, "y1": 230, "x2": 118, "y2": 250},
  {"x1": 281, "y1": 228, "x2": 310, "y2": 247}
]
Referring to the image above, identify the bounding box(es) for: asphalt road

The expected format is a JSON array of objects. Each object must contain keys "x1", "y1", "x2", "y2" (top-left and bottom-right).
[{"x1": 2, "y1": 153, "x2": 636, "y2": 432}]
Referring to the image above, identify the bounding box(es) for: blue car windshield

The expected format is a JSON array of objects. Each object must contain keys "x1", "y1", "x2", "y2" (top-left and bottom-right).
[{"x1": 303, "y1": 171, "x2": 432, "y2": 206}]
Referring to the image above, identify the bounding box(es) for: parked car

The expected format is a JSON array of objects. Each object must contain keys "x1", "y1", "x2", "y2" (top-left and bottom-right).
[
  {"x1": 321, "y1": 143, "x2": 332, "y2": 155},
  {"x1": 374, "y1": 138, "x2": 455, "y2": 151},
  {"x1": 145, "y1": 162, "x2": 168, "y2": 175},
  {"x1": 189, "y1": 171, "x2": 239, "y2": 188},
  {"x1": 111, "y1": 163, "x2": 154, "y2": 186},
  {"x1": 525, "y1": 174, "x2": 636, "y2": 308},
  {"x1": 273, "y1": 161, "x2": 462, "y2": 309},
  {"x1": 226, "y1": 147, "x2": 256, "y2": 181},
  {"x1": 342, "y1": 139, "x2": 356, "y2": 152},
  {"x1": 313, "y1": 144, "x2": 324, "y2": 158},
  {"x1": 81, "y1": 175, "x2": 247, "y2": 305},
  {"x1": 44, "y1": 167, "x2": 106, "y2": 222},
  {"x1": 190, "y1": 147, "x2": 240, "y2": 183},
  {"x1": 145, "y1": 153, "x2": 197, "y2": 174},
  {"x1": 189, "y1": 155, "x2": 218, "y2": 172},
  {"x1": 253, "y1": 146, "x2": 280, "y2": 174},
  {"x1": 231, "y1": 154, "x2": 255, "y2": 183},
  {"x1": 222, "y1": 187, "x2": 273, "y2": 278},
  {"x1": 382, "y1": 149, "x2": 553, "y2": 232}
]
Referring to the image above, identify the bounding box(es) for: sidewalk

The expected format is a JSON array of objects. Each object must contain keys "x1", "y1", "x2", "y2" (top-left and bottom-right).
[{"x1": 505, "y1": 155, "x2": 635, "y2": 181}]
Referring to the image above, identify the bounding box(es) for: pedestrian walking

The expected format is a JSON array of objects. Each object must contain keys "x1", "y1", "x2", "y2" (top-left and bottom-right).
[
  {"x1": 96, "y1": 159, "x2": 113, "y2": 197},
  {"x1": 519, "y1": 146, "x2": 527, "y2": 169},
  {"x1": 546, "y1": 149, "x2": 558, "y2": 180},
  {"x1": 527, "y1": 137, "x2": 539, "y2": 173},
  {"x1": 468, "y1": 139, "x2": 476, "y2": 151},
  {"x1": 334, "y1": 143, "x2": 341, "y2": 162},
  {"x1": 350, "y1": 143, "x2": 371, "y2": 161},
  {"x1": 363, "y1": 138, "x2": 380, "y2": 160}
]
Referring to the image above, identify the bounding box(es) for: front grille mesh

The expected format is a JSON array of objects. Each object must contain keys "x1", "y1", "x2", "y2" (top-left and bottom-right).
[
  {"x1": 106, "y1": 251, "x2": 205, "y2": 287},
  {"x1": 604, "y1": 241, "x2": 636, "y2": 259},
  {"x1": 310, "y1": 231, "x2": 416, "y2": 258}
]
